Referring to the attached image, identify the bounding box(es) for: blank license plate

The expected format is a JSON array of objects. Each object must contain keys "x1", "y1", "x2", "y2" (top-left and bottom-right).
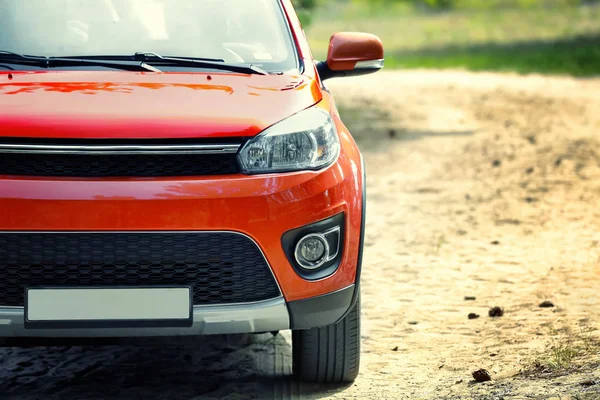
[{"x1": 25, "y1": 287, "x2": 192, "y2": 329}]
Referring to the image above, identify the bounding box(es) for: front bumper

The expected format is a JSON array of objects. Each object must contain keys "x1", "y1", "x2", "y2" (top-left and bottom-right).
[
  {"x1": 0, "y1": 116, "x2": 365, "y2": 336},
  {"x1": 0, "y1": 297, "x2": 290, "y2": 338},
  {"x1": 0, "y1": 147, "x2": 363, "y2": 303},
  {"x1": 0, "y1": 285, "x2": 355, "y2": 340}
]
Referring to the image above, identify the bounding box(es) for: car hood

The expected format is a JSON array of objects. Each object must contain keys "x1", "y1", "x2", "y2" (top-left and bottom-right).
[{"x1": 0, "y1": 71, "x2": 322, "y2": 139}]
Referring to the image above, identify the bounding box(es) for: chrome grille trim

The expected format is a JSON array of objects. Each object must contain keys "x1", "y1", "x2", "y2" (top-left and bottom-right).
[{"x1": 0, "y1": 143, "x2": 241, "y2": 155}]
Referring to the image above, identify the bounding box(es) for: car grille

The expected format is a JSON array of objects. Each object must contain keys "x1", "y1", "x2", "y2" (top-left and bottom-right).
[
  {"x1": 0, "y1": 138, "x2": 242, "y2": 177},
  {"x1": 0, "y1": 232, "x2": 281, "y2": 307},
  {"x1": 0, "y1": 153, "x2": 239, "y2": 177}
]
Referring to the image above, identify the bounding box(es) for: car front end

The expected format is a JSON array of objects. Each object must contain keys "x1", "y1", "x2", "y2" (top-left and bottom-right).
[
  {"x1": 0, "y1": 88, "x2": 365, "y2": 338},
  {"x1": 0, "y1": 0, "x2": 382, "y2": 383}
]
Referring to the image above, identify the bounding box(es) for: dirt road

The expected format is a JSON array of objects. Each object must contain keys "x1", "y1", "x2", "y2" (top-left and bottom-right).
[{"x1": 2, "y1": 71, "x2": 600, "y2": 399}]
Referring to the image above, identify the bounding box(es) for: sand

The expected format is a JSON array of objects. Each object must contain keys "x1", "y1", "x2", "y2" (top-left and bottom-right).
[{"x1": 1, "y1": 70, "x2": 600, "y2": 399}]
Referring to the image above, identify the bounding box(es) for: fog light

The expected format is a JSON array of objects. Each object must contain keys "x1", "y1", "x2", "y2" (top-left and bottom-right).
[{"x1": 294, "y1": 234, "x2": 330, "y2": 270}]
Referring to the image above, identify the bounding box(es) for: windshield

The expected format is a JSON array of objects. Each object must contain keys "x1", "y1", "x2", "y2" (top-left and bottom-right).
[{"x1": 0, "y1": 0, "x2": 298, "y2": 72}]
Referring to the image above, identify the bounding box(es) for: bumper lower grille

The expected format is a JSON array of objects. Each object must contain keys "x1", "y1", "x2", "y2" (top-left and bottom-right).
[{"x1": 0, "y1": 232, "x2": 281, "y2": 307}]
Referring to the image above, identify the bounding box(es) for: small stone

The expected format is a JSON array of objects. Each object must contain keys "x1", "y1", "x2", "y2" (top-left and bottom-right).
[
  {"x1": 472, "y1": 369, "x2": 492, "y2": 382},
  {"x1": 539, "y1": 301, "x2": 555, "y2": 308},
  {"x1": 492, "y1": 160, "x2": 502, "y2": 168},
  {"x1": 408, "y1": 321, "x2": 418, "y2": 325},
  {"x1": 455, "y1": 379, "x2": 463, "y2": 384},
  {"x1": 388, "y1": 129, "x2": 397, "y2": 138},
  {"x1": 491, "y1": 241, "x2": 500, "y2": 245},
  {"x1": 17, "y1": 361, "x2": 32, "y2": 368},
  {"x1": 392, "y1": 346, "x2": 399, "y2": 352},
  {"x1": 490, "y1": 353, "x2": 498, "y2": 357},
  {"x1": 580, "y1": 379, "x2": 597, "y2": 387},
  {"x1": 464, "y1": 296, "x2": 476, "y2": 301},
  {"x1": 468, "y1": 313, "x2": 480, "y2": 320},
  {"x1": 526, "y1": 167, "x2": 535, "y2": 174},
  {"x1": 489, "y1": 307, "x2": 504, "y2": 317}
]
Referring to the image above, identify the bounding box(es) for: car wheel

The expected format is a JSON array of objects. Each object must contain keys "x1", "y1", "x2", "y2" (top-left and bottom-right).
[{"x1": 292, "y1": 292, "x2": 360, "y2": 383}]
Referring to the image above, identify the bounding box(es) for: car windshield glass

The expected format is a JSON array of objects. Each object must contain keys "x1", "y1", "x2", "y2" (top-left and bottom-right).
[{"x1": 0, "y1": 0, "x2": 298, "y2": 72}]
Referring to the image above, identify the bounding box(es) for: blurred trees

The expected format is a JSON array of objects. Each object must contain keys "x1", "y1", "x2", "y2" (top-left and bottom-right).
[
  {"x1": 294, "y1": 0, "x2": 453, "y2": 12},
  {"x1": 294, "y1": 0, "x2": 598, "y2": 13},
  {"x1": 294, "y1": 0, "x2": 599, "y2": 27},
  {"x1": 294, "y1": 0, "x2": 317, "y2": 26},
  {"x1": 373, "y1": 0, "x2": 454, "y2": 8}
]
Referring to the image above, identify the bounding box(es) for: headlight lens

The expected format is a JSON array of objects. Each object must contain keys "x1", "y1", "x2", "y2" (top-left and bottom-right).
[{"x1": 237, "y1": 107, "x2": 340, "y2": 174}]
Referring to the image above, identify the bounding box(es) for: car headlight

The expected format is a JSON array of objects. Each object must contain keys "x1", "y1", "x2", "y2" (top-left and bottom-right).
[{"x1": 237, "y1": 106, "x2": 340, "y2": 174}]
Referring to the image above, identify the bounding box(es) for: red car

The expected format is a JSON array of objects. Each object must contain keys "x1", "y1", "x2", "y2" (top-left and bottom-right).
[{"x1": 0, "y1": 0, "x2": 383, "y2": 383}]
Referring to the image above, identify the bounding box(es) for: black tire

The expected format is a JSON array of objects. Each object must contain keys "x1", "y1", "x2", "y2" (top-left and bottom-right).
[{"x1": 292, "y1": 293, "x2": 361, "y2": 383}]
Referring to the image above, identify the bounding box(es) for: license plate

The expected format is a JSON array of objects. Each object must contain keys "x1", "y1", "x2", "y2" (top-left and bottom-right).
[{"x1": 25, "y1": 287, "x2": 192, "y2": 329}]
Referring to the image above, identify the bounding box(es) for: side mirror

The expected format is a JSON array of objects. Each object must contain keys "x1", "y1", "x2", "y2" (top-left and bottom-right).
[{"x1": 317, "y1": 32, "x2": 384, "y2": 81}]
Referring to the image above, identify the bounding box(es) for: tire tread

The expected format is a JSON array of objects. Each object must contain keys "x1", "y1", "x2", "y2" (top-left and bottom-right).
[{"x1": 292, "y1": 294, "x2": 361, "y2": 383}]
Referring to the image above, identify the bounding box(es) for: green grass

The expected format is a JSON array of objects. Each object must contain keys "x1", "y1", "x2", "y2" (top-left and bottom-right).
[
  {"x1": 524, "y1": 325, "x2": 600, "y2": 376},
  {"x1": 385, "y1": 35, "x2": 600, "y2": 76},
  {"x1": 306, "y1": 3, "x2": 600, "y2": 76}
]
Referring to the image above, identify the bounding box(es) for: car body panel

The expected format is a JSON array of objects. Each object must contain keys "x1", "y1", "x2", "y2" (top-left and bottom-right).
[{"x1": 0, "y1": 71, "x2": 322, "y2": 139}]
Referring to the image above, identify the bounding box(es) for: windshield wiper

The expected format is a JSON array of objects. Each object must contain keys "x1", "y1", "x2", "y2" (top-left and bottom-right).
[
  {"x1": 0, "y1": 50, "x2": 47, "y2": 67},
  {"x1": 0, "y1": 50, "x2": 46, "y2": 59},
  {"x1": 0, "y1": 50, "x2": 160, "y2": 72},
  {"x1": 1, "y1": 50, "x2": 266, "y2": 74},
  {"x1": 132, "y1": 52, "x2": 267, "y2": 75},
  {"x1": 49, "y1": 57, "x2": 161, "y2": 72}
]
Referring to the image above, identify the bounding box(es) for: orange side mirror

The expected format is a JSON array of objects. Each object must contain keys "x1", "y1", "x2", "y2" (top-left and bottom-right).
[{"x1": 318, "y1": 32, "x2": 384, "y2": 80}]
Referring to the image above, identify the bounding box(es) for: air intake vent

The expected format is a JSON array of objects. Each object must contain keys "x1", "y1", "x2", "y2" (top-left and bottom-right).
[{"x1": 0, "y1": 232, "x2": 281, "y2": 307}]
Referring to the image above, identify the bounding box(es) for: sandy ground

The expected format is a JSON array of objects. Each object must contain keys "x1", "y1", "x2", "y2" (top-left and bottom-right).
[{"x1": 2, "y1": 70, "x2": 600, "y2": 399}]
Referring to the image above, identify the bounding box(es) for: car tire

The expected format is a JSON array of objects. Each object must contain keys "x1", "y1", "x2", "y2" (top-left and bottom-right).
[{"x1": 292, "y1": 292, "x2": 361, "y2": 383}]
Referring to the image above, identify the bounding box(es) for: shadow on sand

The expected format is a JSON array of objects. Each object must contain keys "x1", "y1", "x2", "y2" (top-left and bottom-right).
[{"x1": 0, "y1": 333, "x2": 351, "y2": 399}]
